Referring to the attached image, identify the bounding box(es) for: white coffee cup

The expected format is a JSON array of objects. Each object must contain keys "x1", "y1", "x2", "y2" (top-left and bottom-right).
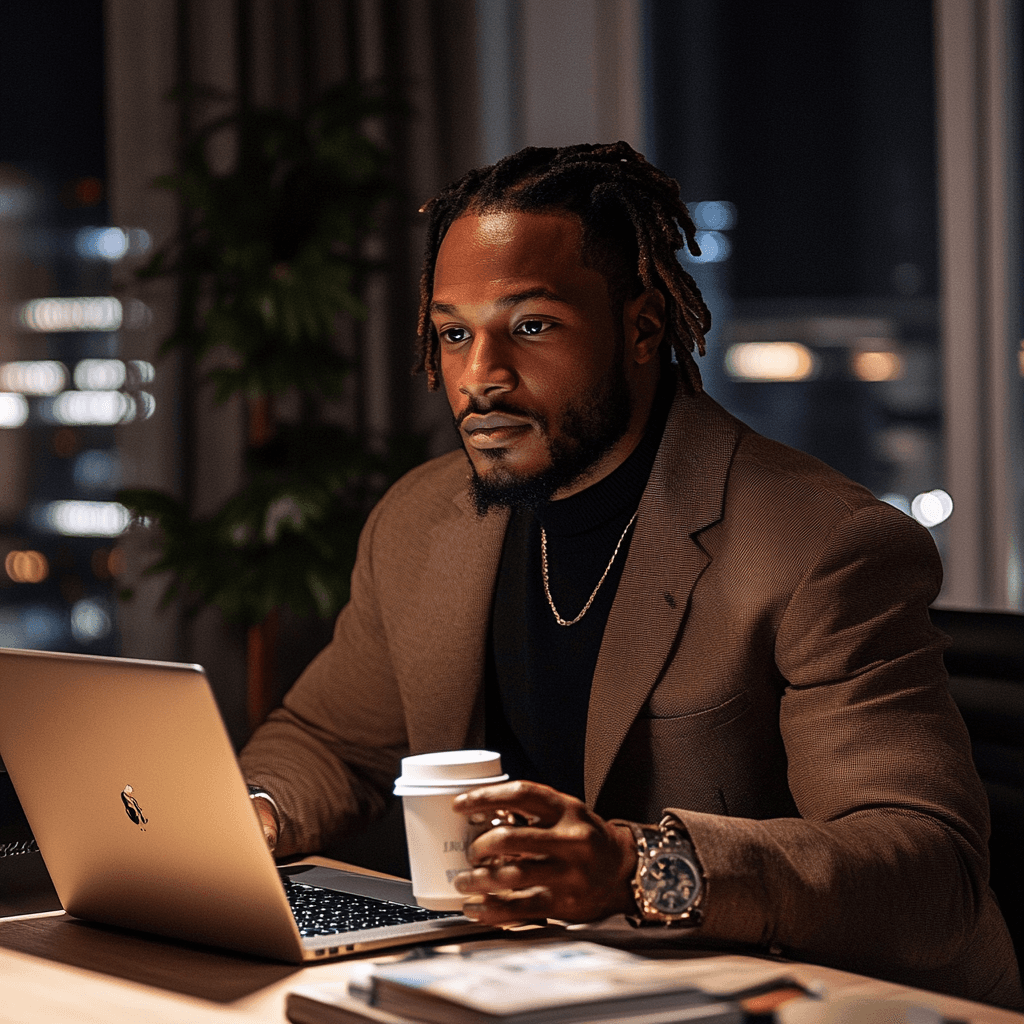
[{"x1": 394, "y1": 750, "x2": 508, "y2": 911}]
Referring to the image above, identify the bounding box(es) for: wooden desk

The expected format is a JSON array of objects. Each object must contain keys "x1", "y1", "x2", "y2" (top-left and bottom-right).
[{"x1": 1, "y1": 859, "x2": 1021, "y2": 1024}]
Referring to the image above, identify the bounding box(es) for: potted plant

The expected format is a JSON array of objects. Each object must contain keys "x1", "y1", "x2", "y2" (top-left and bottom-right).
[{"x1": 120, "y1": 83, "x2": 420, "y2": 729}]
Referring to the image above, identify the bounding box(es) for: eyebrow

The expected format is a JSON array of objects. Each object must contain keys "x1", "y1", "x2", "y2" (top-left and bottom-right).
[{"x1": 430, "y1": 287, "x2": 566, "y2": 316}]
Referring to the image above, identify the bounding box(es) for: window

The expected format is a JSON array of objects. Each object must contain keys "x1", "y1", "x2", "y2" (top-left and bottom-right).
[{"x1": 644, "y1": 0, "x2": 1023, "y2": 610}]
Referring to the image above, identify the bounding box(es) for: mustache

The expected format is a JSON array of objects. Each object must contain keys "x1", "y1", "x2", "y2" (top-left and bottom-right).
[{"x1": 454, "y1": 397, "x2": 546, "y2": 431}]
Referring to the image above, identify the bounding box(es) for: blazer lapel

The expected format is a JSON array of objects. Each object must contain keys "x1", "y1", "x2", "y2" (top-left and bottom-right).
[
  {"x1": 584, "y1": 390, "x2": 742, "y2": 806},
  {"x1": 402, "y1": 489, "x2": 509, "y2": 755}
]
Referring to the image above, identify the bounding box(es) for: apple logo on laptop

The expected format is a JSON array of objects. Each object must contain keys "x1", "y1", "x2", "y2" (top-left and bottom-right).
[{"x1": 121, "y1": 785, "x2": 147, "y2": 830}]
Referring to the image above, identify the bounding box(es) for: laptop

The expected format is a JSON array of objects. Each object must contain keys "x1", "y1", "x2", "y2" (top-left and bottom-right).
[{"x1": 0, "y1": 647, "x2": 492, "y2": 962}]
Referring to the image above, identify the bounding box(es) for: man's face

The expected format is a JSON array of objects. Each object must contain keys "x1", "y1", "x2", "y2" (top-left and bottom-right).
[{"x1": 431, "y1": 210, "x2": 653, "y2": 512}]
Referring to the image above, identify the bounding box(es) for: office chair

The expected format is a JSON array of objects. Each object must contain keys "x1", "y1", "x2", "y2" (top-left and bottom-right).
[{"x1": 930, "y1": 607, "x2": 1024, "y2": 968}]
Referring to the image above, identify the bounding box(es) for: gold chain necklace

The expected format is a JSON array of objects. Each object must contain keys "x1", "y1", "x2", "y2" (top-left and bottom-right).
[{"x1": 540, "y1": 510, "x2": 639, "y2": 627}]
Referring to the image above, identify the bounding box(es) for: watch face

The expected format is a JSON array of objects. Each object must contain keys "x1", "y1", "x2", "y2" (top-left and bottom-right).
[{"x1": 641, "y1": 852, "x2": 699, "y2": 914}]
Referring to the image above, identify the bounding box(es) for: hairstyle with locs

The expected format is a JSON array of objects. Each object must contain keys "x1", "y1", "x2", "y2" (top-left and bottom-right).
[{"x1": 414, "y1": 141, "x2": 712, "y2": 393}]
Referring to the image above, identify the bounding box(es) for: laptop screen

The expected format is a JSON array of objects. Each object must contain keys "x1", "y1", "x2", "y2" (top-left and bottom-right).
[{"x1": 0, "y1": 768, "x2": 62, "y2": 917}]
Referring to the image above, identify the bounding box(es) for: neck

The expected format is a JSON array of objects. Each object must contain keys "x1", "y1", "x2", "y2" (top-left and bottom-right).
[{"x1": 551, "y1": 365, "x2": 665, "y2": 501}]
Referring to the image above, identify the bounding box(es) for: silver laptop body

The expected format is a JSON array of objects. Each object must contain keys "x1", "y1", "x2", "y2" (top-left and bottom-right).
[{"x1": 0, "y1": 647, "x2": 488, "y2": 962}]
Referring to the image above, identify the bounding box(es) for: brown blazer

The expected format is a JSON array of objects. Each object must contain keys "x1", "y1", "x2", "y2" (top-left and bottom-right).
[{"x1": 240, "y1": 385, "x2": 1022, "y2": 1008}]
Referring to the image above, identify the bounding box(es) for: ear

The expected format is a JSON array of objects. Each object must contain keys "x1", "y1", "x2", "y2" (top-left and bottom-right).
[{"x1": 622, "y1": 288, "x2": 667, "y2": 365}]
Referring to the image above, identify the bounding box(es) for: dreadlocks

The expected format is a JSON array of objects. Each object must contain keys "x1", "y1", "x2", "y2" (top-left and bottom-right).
[{"x1": 414, "y1": 141, "x2": 712, "y2": 393}]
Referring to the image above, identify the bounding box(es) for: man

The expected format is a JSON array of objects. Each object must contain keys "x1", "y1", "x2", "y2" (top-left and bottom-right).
[{"x1": 240, "y1": 142, "x2": 1022, "y2": 1007}]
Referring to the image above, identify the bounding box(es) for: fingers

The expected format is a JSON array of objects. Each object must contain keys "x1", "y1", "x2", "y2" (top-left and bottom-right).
[
  {"x1": 451, "y1": 780, "x2": 638, "y2": 923},
  {"x1": 468, "y1": 820, "x2": 589, "y2": 864},
  {"x1": 461, "y1": 886, "x2": 551, "y2": 924},
  {"x1": 458, "y1": 781, "x2": 594, "y2": 868},
  {"x1": 454, "y1": 780, "x2": 573, "y2": 827},
  {"x1": 455, "y1": 856, "x2": 561, "y2": 896},
  {"x1": 456, "y1": 859, "x2": 605, "y2": 925}
]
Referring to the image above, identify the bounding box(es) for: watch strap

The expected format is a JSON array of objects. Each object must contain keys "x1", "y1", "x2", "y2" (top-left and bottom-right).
[{"x1": 246, "y1": 784, "x2": 280, "y2": 824}]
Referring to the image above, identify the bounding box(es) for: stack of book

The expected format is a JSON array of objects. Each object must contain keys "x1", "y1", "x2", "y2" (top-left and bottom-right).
[{"x1": 286, "y1": 940, "x2": 809, "y2": 1024}]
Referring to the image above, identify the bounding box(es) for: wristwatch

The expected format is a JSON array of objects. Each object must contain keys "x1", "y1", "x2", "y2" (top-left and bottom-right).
[
  {"x1": 247, "y1": 784, "x2": 280, "y2": 823},
  {"x1": 624, "y1": 814, "x2": 704, "y2": 926}
]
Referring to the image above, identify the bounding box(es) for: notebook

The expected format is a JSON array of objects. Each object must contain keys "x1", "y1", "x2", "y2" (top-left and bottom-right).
[{"x1": 0, "y1": 647, "x2": 492, "y2": 962}]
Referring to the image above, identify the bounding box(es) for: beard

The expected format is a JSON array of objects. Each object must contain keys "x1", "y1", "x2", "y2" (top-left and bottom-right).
[{"x1": 458, "y1": 363, "x2": 633, "y2": 516}]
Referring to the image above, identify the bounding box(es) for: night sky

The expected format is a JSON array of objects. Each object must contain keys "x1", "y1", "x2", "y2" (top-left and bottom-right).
[{"x1": 0, "y1": 2, "x2": 107, "y2": 208}]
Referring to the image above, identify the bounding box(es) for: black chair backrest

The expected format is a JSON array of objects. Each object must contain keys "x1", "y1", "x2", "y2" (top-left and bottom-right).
[{"x1": 930, "y1": 607, "x2": 1024, "y2": 970}]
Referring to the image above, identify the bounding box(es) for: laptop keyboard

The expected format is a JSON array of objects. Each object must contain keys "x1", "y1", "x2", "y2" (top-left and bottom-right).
[
  {"x1": 0, "y1": 839, "x2": 40, "y2": 858},
  {"x1": 282, "y1": 877, "x2": 460, "y2": 937}
]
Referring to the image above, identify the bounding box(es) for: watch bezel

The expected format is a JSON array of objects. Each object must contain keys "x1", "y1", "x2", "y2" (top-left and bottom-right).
[{"x1": 638, "y1": 849, "x2": 701, "y2": 915}]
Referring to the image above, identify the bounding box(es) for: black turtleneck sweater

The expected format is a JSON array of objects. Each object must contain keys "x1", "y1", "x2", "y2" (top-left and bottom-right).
[{"x1": 484, "y1": 375, "x2": 675, "y2": 799}]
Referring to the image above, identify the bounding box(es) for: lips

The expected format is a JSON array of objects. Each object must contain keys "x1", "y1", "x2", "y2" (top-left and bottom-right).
[{"x1": 461, "y1": 412, "x2": 534, "y2": 449}]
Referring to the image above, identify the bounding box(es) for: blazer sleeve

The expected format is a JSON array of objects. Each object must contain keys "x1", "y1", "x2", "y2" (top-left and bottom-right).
[
  {"x1": 238, "y1": 496, "x2": 408, "y2": 856},
  {"x1": 668, "y1": 504, "x2": 1019, "y2": 1003}
]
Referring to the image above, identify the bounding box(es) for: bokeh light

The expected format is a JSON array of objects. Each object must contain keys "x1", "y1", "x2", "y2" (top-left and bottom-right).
[
  {"x1": 71, "y1": 598, "x2": 113, "y2": 643},
  {"x1": 4, "y1": 550, "x2": 49, "y2": 583},
  {"x1": 725, "y1": 342, "x2": 816, "y2": 382},
  {"x1": 75, "y1": 227, "x2": 128, "y2": 261},
  {"x1": 0, "y1": 360, "x2": 67, "y2": 394},
  {"x1": 43, "y1": 391, "x2": 136, "y2": 425},
  {"x1": 851, "y1": 350, "x2": 904, "y2": 382},
  {"x1": 74, "y1": 359, "x2": 127, "y2": 390},
  {"x1": 33, "y1": 500, "x2": 131, "y2": 537},
  {"x1": 911, "y1": 489, "x2": 954, "y2": 528},
  {"x1": 18, "y1": 297, "x2": 123, "y2": 333},
  {"x1": 0, "y1": 393, "x2": 29, "y2": 428}
]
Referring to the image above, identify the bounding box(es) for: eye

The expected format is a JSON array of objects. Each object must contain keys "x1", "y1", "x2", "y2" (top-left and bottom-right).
[
  {"x1": 439, "y1": 326, "x2": 470, "y2": 345},
  {"x1": 515, "y1": 319, "x2": 549, "y2": 336}
]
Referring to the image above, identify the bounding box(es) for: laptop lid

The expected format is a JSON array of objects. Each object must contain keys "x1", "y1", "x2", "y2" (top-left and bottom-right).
[{"x1": 0, "y1": 647, "x2": 311, "y2": 961}]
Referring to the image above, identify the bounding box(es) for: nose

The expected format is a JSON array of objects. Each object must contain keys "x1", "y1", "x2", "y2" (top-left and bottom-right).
[{"x1": 456, "y1": 332, "x2": 517, "y2": 399}]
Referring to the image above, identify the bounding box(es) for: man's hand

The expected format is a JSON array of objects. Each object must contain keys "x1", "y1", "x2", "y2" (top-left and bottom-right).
[
  {"x1": 451, "y1": 780, "x2": 637, "y2": 924},
  {"x1": 252, "y1": 796, "x2": 279, "y2": 853}
]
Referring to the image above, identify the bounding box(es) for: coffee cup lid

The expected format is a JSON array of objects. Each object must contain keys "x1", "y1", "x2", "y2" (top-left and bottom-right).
[{"x1": 394, "y1": 749, "x2": 507, "y2": 793}]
